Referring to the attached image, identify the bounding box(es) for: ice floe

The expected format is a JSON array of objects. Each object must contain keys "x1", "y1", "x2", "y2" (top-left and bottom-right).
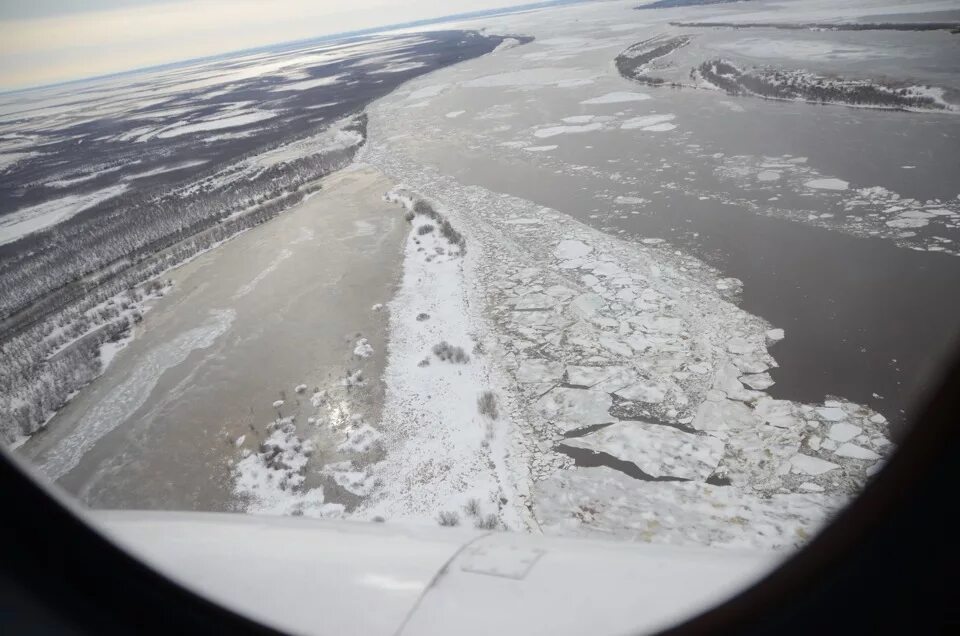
[
  {"x1": 581, "y1": 92, "x2": 651, "y2": 105},
  {"x1": 563, "y1": 421, "x2": 724, "y2": 480}
]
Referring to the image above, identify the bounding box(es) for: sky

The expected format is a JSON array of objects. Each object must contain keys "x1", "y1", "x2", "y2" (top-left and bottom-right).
[{"x1": 0, "y1": 0, "x2": 530, "y2": 89}]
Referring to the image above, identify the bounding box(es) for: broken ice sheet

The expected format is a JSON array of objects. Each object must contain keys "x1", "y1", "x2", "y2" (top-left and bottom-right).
[
  {"x1": 516, "y1": 358, "x2": 564, "y2": 383},
  {"x1": 535, "y1": 387, "x2": 614, "y2": 433},
  {"x1": 563, "y1": 421, "x2": 724, "y2": 480},
  {"x1": 534, "y1": 467, "x2": 838, "y2": 550}
]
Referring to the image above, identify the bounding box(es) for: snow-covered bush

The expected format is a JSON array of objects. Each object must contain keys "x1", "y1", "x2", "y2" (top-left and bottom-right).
[
  {"x1": 437, "y1": 510, "x2": 461, "y2": 526},
  {"x1": 432, "y1": 341, "x2": 469, "y2": 364}
]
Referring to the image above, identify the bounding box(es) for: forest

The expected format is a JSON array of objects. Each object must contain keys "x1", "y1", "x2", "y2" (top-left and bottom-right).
[
  {"x1": 693, "y1": 59, "x2": 947, "y2": 111},
  {"x1": 0, "y1": 115, "x2": 367, "y2": 444}
]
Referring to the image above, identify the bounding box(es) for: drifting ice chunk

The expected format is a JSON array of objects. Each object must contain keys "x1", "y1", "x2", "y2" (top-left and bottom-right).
[
  {"x1": 614, "y1": 381, "x2": 667, "y2": 404},
  {"x1": 535, "y1": 388, "x2": 614, "y2": 433},
  {"x1": 726, "y1": 337, "x2": 755, "y2": 355},
  {"x1": 272, "y1": 400, "x2": 285, "y2": 409},
  {"x1": 563, "y1": 421, "x2": 724, "y2": 480},
  {"x1": 295, "y1": 384, "x2": 307, "y2": 394},
  {"x1": 692, "y1": 398, "x2": 756, "y2": 432},
  {"x1": 569, "y1": 293, "x2": 605, "y2": 318},
  {"x1": 741, "y1": 373, "x2": 774, "y2": 390},
  {"x1": 566, "y1": 365, "x2": 623, "y2": 388},
  {"x1": 755, "y1": 398, "x2": 798, "y2": 429},
  {"x1": 580, "y1": 92, "x2": 650, "y2": 105},
  {"x1": 827, "y1": 422, "x2": 862, "y2": 443},
  {"x1": 598, "y1": 337, "x2": 632, "y2": 358},
  {"x1": 790, "y1": 454, "x2": 841, "y2": 475},
  {"x1": 620, "y1": 114, "x2": 675, "y2": 130},
  {"x1": 513, "y1": 293, "x2": 555, "y2": 310},
  {"x1": 804, "y1": 178, "x2": 849, "y2": 191},
  {"x1": 353, "y1": 338, "x2": 374, "y2": 358},
  {"x1": 554, "y1": 239, "x2": 592, "y2": 260},
  {"x1": 516, "y1": 359, "x2": 564, "y2": 383},
  {"x1": 816, "y1": 406, "x2": 847, "y2": 422},
  {"x1": 834, "y1": 443, "x2": 881, "y2": 460},
  {"x1": 765, "y1": 328, "x2": 785, "y2": 342}
]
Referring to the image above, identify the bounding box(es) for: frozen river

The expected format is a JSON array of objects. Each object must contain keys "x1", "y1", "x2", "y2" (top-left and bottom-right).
[{"x1": 363, "y1": 3, "x2": 960, "y2": 431}]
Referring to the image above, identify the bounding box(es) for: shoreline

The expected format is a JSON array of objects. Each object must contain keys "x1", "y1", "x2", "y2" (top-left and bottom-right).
[{"x1": 18, "y1": 164, "x2": 407, "y2": 514}]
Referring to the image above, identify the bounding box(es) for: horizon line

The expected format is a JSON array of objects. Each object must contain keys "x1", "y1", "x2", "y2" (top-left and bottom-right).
[{"x1": 0, "y1": 0, "x2": 583, "y2": 96}]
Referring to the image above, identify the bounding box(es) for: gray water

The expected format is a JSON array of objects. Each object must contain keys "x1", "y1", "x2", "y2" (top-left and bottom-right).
[
  {"x1": 367, "y1": 20, "x2": 960, "y2": 431},
  {"x1": 19, "y1": 166, "x2": 404, "y2": 510}
]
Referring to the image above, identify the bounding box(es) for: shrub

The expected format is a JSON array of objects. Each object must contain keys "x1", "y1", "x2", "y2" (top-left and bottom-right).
[
  {"x1": 463, "y1": 498, "x2": 482, "y2": 517},
  {"x1": 477, "y1": 390, "x2": 499, "y2": 420},
  {"x1": 475, "y1": 513, "x2": 499, "y2": 530},
  {"x1": 417, "y1": 224, "x2": 435, "y2": 235},
  {"x1": 437, "y1": 510, "x2": 460, "y2": 527},
  {"x1": 433, "y1": 341, "x2": 469, "y2": 364}
]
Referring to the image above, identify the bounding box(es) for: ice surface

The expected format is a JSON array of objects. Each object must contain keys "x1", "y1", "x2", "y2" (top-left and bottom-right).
[
  {"x1": 621, "y1": 114, "x2": 675, "y2": 130},
  {"x1": 614, "y1": 380, "x2": 668, "y2": 404},
  {"x1": 641, "y1": 123, "x2": 677, "y2": 132},
  {"x1": 516, "y1": 359, "x2": 564, "y2": 383},
  {"x1": 564, "y1": 421, "x2": 724, "y2": 480},
  {"x1": 536, "y1": 388, "x2": 614, "y2": 433},
  {"x1": 834, "y1": 443, "x2": 881, "y2": 460},
  {"x1": 804, "y1": 178, "x2": 849, "y2": 191},
  {"x1": 534, "y1": 123, "x2": 604, "y2": 138},
  {"x1": 817, "y1": 407, "x2": 847, "y2": 422},
  {"x1": 581, "y1": 92, "x2": 651, "y2": 105},
  {"x1": 554, "y1": 240, "x2": 592, "y2": 260},
  {"x1": 827, "y1": 422, "x2": 862, "y2": 442},
  {"x1": 789, "y1": 454, "x2": 840, "y2": 475},
  {"x1": 535, "y1": 466, "x2": 837, "y2": 550}
]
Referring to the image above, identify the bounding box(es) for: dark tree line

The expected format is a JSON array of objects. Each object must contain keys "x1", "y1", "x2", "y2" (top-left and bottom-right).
[
  {"x1": 0, "y1": 115, "x2": 367, "y2": 444},
  {"x1": 694, "y1": 59, "x2": 945, "y2": 111}
]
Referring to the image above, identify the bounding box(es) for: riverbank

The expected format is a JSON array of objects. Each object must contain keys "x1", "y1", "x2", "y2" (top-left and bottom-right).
[{"x1": 19, "y1": 164, "x2": 406, "y2": 514}]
